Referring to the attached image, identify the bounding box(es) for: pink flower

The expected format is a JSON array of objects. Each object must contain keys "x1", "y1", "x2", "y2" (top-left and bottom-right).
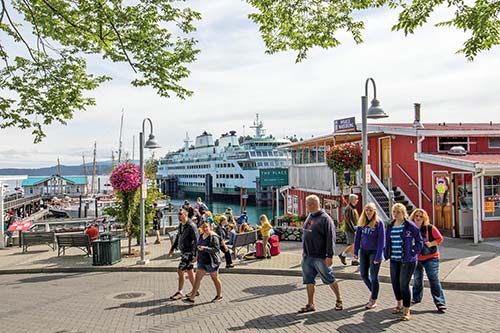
[{"x1": 110, "y1": 163, "x2": 142, "y2": 192}]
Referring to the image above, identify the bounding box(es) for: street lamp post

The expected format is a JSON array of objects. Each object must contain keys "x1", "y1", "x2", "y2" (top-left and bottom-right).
[
  {"x1": 361, "y1": 78, "x2": 389, "y2": 208},
  {"x1": 137, "y1": 118, "x2": 161, "y2": 265}
]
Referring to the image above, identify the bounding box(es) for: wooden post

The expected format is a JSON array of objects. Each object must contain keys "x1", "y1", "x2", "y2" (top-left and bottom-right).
[{"x1": 271, "y1": 187, "x2": 275, "y2": 225}]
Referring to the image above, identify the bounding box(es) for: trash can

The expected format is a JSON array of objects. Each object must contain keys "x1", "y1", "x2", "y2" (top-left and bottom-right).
[{"x1": 92, "y1": 233, "x2": 121, "y2": 265}]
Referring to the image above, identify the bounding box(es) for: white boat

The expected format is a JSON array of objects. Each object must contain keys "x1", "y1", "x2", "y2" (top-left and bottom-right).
[{"x1": 157, "y1": 114, "x2": 291, "y2": 199}]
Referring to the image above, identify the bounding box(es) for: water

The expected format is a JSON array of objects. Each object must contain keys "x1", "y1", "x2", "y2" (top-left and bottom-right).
[{"x1": 167, "y1": 195, "x2": 275, "y2": 226}]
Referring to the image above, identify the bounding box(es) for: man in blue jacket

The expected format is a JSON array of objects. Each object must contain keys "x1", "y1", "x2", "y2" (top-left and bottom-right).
[{"x1": 298, "y1": 195, "x2": 343, "y2": 313}]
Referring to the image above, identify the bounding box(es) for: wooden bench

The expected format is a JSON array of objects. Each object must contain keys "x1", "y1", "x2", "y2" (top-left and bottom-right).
[
  {"x1": 227, "y1": 230, "x2": 258, "y2": 258},
  {"x1": 56, "y1": 234, "x2": 92, "y2": 256},
  {"x1": 21, "y1": 231, "x2": 56, "y2": 253}
]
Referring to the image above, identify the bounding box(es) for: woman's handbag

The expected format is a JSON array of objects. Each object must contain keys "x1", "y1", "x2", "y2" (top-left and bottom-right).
[{"x1": 420, "y1": 225, "x2": 438, "y2": 256}]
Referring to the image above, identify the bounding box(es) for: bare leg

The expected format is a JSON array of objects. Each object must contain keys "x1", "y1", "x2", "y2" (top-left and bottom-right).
[
  {"x1": 188, "y1": 269, "x2": 205, "y2": 300},
  {"x1": 209, "y1": 271, "x2": 222, "y2": 297},
  {"x1": 329, "y1": 281, "x2": 341, "y2": 300},
  {"x1": 186, "y1": 269, "x2": 195, "y2": 287},
  {"x1": 306, "y1": 284, "x2": 315, "y2": 306},
  {"x1": 155, "y1": 230, "x2": 160, "y2": 242},
  {"x1": 344, "y1": 244, "x2": 354, "y2": 255},
  {"x1": 177, "y1": 270, "x2": 185, "y2": 293}
]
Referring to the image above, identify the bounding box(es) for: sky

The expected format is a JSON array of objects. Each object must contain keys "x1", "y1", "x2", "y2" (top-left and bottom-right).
[{"x1": 1, "y1": 0, "x2": 499, "y2": 169}]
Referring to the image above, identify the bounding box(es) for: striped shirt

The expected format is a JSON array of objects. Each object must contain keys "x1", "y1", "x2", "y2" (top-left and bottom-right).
[{"x1": 390, "y1": 225, "x2": 405, "y2": 261}]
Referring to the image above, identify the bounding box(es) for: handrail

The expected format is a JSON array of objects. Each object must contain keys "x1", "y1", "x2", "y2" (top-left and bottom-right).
[
  {"x1": 369, "y1": 169, "x2": 389, "y2": 198},
  {"x1": 396, "y1": 163, "x2": 431, "y2": 202}
]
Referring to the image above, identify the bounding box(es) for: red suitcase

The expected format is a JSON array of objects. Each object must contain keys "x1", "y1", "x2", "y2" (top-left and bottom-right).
[
  {"x1": 269, "y1": 235, "x2": 280, "y2": 256},
  {"x1": 255, "y1": 240, "x2": 265, "y2": 258}
]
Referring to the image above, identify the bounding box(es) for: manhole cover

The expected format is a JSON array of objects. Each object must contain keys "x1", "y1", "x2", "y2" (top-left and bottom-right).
[{"x1": 114, "y1": 292, "x2": 146, "y2": 300}]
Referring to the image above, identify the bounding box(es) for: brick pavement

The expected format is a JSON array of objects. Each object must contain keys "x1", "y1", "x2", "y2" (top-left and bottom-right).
[{"x1": 0, "y1": 271, "x2": 498, "y2": 333}]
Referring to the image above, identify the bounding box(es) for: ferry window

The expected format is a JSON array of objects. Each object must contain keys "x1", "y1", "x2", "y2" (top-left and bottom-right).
[
  {"x1": 230, "y1": 174, "x2": 234, "y2": 178},
  {"x1": 489, "y1": 138, "x2": 500, "y2": 148},
  {"x1": 484, "y1": 176, "x2": 500, "y2": 218},
  {"x1": 257, "y1": 162, "x2": 263, "y2": 167},
  {"x1": 240, "y1": 174, "x2": 244, "y2": 178},
  {"x1": 257, "y1": 152, "x2": 262, "y2": 157},
  {"x1": 250, "y1": 152, "x2": 256, "y2": 157},
  {"x1": 438, "y1": 137, "x2": 468, "y2": 152}
]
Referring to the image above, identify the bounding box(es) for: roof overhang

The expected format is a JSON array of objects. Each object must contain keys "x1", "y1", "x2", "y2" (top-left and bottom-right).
[
  {"x1": 415, "y1": 153, "x2": 500, "y2": 174},
  {"x1": 368, "y1": 125, "x2": 500, "y2": 137},
  {"x1": 278, "y1": 131, "x2": 363, "y2": 149}
]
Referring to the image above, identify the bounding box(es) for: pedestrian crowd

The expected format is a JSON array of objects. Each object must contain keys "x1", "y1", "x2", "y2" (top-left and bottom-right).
[{"x1": 166, "y1": 195, "x2": 446, "y2": 322}]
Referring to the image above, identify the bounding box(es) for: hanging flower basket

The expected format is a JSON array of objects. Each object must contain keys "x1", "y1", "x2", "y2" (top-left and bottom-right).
[
  {"x1": 326, "y1": 143, "x2": 362, "y2": 198},
  {"x1": 110, "y1": 163, "x2": 141, "y2": 192}
]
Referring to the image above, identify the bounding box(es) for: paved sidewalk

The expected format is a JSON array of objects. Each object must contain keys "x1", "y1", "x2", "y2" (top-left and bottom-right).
[{"x1": 0, "y1": 235, "x2": 499, "y2": 291}]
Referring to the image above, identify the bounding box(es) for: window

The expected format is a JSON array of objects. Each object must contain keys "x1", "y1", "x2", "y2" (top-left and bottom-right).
[
  {"x1": 438, "y1": 137, "x2": 468, "y2": 152},
  {"x1": 484, "y1": 176, "x2": 500, "y2": 218},
  {"x1": 489, "y1": 137, "x2": 500, "y2": 148}
]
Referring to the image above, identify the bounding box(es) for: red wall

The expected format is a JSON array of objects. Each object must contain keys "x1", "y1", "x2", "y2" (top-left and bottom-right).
[{"x1": 482, "y1": 220, "x2": 500, "y2": 238}]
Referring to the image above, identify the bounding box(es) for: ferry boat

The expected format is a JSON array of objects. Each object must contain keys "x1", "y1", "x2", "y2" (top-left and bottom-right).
[{"x1": 157, "y1": 114, "x2": 291, "y2": 200}]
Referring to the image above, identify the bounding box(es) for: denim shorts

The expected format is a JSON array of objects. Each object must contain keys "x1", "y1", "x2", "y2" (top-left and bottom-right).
[
  {"x1": 302, "y1": 256, "x2": 336, "y2": 285},
  {"x1": 197, "y1": 263, "x2": 219, "y2": 273}
]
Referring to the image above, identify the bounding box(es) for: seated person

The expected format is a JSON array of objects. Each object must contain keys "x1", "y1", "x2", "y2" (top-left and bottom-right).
[
  {"x1": 84, "y1": 224, "x2": 100, "y2": 241},
  {"x1": 239, "y1": 222, "x2": 253, "y2": 234},
  {"x1": 227, "y1": 224, "x2": 236, "y2": 245}
]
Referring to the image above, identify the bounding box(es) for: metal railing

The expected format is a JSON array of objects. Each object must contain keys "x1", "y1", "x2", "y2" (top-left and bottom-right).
[{"x1": 396, "y1": 163, "x2": 431, "y2": 202}]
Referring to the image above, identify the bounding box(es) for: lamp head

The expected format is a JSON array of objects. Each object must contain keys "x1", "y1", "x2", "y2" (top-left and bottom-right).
[
  {"x1": 367, "y1": 98, "x2": 388, "y2": 119},
  {"x1": 144, "y1": 134, "x2": 161, "y2": 149}
]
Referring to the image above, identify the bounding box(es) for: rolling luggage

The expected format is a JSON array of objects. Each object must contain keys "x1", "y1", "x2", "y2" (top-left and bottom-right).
[
  {"x1": 269, "y1": 235, "x2": 280, "y2": 256},
  {"x1": 255, "y1": 240, "x2": 265, "y2": 258}
]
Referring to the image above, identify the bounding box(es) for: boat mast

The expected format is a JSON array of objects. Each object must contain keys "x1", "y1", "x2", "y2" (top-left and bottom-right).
[
  {"x1": 57, "y1": 158, "x2": 63, "y2": 196},
  {"x1": 82, "y1": 154, "x2": 88, "y2": 195},
  {"x1": 91, "y1": 141, "x2": 97, "y2": 195},
  {"x1": 117, "y1": 109, "x2": 124, "y2": 164}
]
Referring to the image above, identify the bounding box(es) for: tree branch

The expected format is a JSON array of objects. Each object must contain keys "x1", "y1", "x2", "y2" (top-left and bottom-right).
[{"x1": 1, "y1": 0, "x2": 37, "y2": 62}]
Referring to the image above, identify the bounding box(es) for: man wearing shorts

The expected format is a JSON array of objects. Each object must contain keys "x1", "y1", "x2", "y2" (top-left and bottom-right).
[
  {"x1": 339, "y1": 194, "x2": 359, "y2": 266},
  {"x1": 298, "y1": 195, "x2": 343, "y2": 313},
  {"x1": 168, "y1": 208, "x2": 198, "y2": 300}
]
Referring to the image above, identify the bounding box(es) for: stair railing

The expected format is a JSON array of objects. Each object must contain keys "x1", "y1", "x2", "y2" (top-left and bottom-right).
[
  {"x1": 369, "y1": 168, "x2": 390, "y2": 198},
  {"x1": 368, "y1": 169, "x2": 391, "y2": 219},
  {"x1": 396, "y1": 163, "x2": 431, "y2": 202}
]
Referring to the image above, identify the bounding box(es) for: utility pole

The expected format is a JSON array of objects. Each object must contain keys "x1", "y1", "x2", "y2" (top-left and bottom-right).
[{"x1": 57, "y1": 158, "x2": 63, "y2": 196}]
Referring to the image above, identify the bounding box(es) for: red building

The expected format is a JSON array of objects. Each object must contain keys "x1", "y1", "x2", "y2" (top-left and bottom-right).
[{"x1": 282, "y1": 110, "x2": 500, "y2": 243}]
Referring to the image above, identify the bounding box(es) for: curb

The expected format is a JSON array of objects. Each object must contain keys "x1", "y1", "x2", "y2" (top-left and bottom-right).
[{"x1": 0, "y1": 267, "x2": 499, "y2": 291}]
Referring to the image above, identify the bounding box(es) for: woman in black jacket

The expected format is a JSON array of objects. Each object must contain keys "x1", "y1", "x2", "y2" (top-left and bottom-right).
[{"x1": 184, "y1": 222, "x2": 223, "y2": 304}]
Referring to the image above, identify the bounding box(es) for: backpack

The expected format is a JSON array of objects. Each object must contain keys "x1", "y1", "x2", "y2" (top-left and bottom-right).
[{"x1": 237, "y1": 214, "x2": 248, "y2": 225}]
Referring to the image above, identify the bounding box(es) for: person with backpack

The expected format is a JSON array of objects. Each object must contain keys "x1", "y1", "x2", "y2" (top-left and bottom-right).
[
  {"x1": 194, "y1": 197, "x2": 208, "y2": 215},
  {"x1": 184, "y1": 221, "x2": 223, "y2": 304},
  {"x1": 409, "y1": 208, "x2": 447, "y2": 313},
  {"x1": 236, "y1": 210, "x2": 248, "y2": 228}
]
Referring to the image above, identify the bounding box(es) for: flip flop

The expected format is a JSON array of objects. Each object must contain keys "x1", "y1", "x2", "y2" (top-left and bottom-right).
[
  {"x1": 169, "y1": 292, "x2": 183, "y2": 300},
  {"x1": 298, "y1": 304, "x2": 316, "y2": 313},
  {"x1": 335, "y1": 299, "x2": 343, "y2": 311},
  {"x1": 392, "y1": 306, "x2": 402, "y2": 314}
]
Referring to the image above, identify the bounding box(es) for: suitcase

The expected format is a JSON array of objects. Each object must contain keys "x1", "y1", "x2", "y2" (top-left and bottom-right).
[
  {"x1": 269, "y1": 235, "x2": 280, "y2": 256},
  {"x1": 255, "y1": 240, "x2": 265, "y2": 258}
]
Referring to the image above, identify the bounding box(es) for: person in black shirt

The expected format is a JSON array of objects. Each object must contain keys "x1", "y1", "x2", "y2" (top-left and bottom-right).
[
  {"x1": 182, "y1": 200, "x2": 194, "y2": 219},
  {"x1": 168, "y1": 208, "x2": 198, "y2": 300},
  {"x1": 215, "y1": 215, "x2": 234, "y2": 268},
  {"x1": 184, "y1": 221, "x2": 223, "y2": 304}
]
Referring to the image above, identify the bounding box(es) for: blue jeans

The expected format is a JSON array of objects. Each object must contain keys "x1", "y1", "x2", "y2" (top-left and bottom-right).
[
  {"x1": 359, "y1": 249, "x2": 381, "y2": 300},
  {"x1": 302, "y1": 256, "x2": 336, "y2": 285},
  {"x1": 390, "y1": 260, "x2": 416, "y2": 308},
  {"x1": 412, "y1": 258, "x2": 446, "y2": 305}
]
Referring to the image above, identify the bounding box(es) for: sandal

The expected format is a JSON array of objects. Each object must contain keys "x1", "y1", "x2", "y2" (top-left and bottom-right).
[
  {"x1": 392, "y1": 306, "x2": 402, "y2": 314},
  {"x1": 365, "y1": 302, "x2": 377, "y2": 309},
  {"x1": 298, "y1": 304, "x2": 316, "y2": 313},
  {"x1": 211, "y1": 295, "x2": 223, "y2": 303},
  {"x1": 335, "y1": 299, "x2": 343, "y2": 311},
  {"x1": 182, "y1": 297, "x2": 195, "y2": 304},
  {"x1": 169, "y1": 292, "x2": 183, "y2": 300},
  {"x1": 185, "y1": 291, "x2": 200, "y2": 298},
  {"x1": 401, "y1": 313, "x2": 412, "y2": 321},
  {"x1": 436, "y1": 304, "x2": 447, "y2": 313}
]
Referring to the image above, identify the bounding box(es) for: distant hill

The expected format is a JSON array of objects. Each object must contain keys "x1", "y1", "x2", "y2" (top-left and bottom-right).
[{"x1": 0, "y1": 160, "x2": 133, "y2": 176}]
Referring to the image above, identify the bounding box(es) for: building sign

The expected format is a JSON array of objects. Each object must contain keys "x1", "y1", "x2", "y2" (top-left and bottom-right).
[
  {"x1": 334, "y1": 117, "x2": 356, "y2": 133},
  {"x1": 485, "y1": 201, "x2": 495, "y2": 213},
  {"x1": 7, "y1": 221, "x2": 33, "y2": 232},
  {"x1": 259, "y1": 168, "x2": 289, "y2": 186}
]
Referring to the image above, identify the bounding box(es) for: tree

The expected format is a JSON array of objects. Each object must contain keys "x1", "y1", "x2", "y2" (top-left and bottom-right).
[
  {"x1": 0, "y1": 0, "x2": 200, "y2": 142},
  {"x1": 246, "y1": 0, "x2": 500, "y2": 62}
]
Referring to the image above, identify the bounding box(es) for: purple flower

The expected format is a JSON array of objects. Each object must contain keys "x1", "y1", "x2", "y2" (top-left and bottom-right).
[{"x1": 110, "y1": 163, "x2": 142, "y2": 192}]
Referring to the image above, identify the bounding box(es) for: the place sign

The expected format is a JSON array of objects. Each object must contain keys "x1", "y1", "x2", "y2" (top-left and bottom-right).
[
  {"x1": 259, "y1": 168, "x2": 289, "y2": 186},
  {"x1": 334, "y1": 117, "x2": 356, "y2": 133}
]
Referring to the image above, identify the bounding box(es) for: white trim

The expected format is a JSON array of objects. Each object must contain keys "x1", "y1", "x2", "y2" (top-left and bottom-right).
[
  {"x1": 482, "y1": 174, "x2": 500, "y2": 221},
  {"x1": 295, "y1": 187, "x2": 333, "y2": 196},
  {"x1": 415, "y1": 153, "x2": 477, "y2": 172},
  {"x1": 367, "y1": 125, "x2": 500, "y2": 137}
]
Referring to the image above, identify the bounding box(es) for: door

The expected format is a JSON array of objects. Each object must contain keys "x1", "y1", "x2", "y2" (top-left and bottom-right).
[
  {"x1": 433, "y1": 172, "x2": 453, "y2": 236},
  {"x1": 452, "y1": 173, "x2": 474, "y2": 238},
  {"x1": 380, "y1": 137, "x2": 391, "y2": 188}
]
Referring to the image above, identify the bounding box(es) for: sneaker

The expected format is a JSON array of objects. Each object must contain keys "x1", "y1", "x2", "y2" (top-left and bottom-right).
[
  {"x1": 226, "y1": 264, "x2": 235, "y2": 268},
  {"x1": 338, "y1": 254, "x2": 347, "y2": 265},
  {"x1": 266, "y1": 256, "x2": 271, "y2": 259},
  {"x1": 411, "y1": 299, "x2": 421, "y2": 305},
  {"x1": 351, "y1": 260, "x2": 359, "y2": 266}
]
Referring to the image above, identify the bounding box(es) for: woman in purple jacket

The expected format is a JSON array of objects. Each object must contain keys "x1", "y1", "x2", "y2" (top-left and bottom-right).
[
  {"x1": 385, "y1": 203, "x2": 424, "y2": 321},
  {"x1": 354, "y1": 203, "x2": 385, "y2": 310}
]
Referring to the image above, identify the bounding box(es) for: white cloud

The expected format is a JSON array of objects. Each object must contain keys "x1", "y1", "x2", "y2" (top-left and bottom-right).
[{"x1": 1, "y1": 0, "x2": 500, "y2": 169}]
